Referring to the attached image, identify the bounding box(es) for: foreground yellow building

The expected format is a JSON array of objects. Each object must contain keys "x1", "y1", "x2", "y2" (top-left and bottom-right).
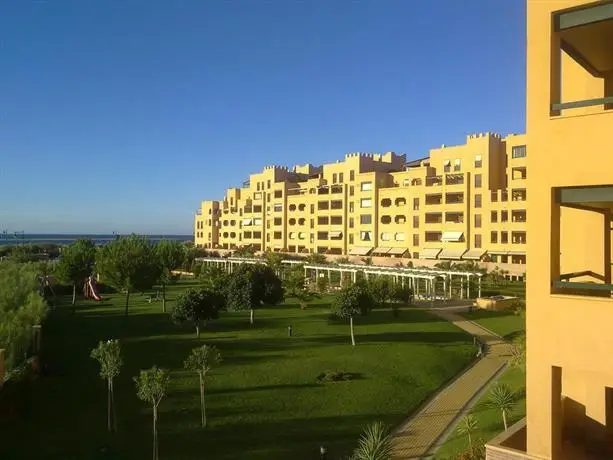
[
  {"x1": 195, "y1": 132, "x2": 528, "y2": 270},
  {"x1": 487, "y1": 0, "x2": 613, "y2": 459}
]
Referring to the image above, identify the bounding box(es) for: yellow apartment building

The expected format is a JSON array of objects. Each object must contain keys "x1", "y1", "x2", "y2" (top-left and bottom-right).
[
  {"x1": 487, "y1": 0, "x2": 613, "y2": 459},
  {"x1": 194, "y1": 132, "x2": 528, "y2": 271}
]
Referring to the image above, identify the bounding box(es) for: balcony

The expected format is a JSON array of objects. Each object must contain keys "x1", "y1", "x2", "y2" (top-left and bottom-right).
[
  {"x1": 426, "y1": 175, "x2": 443, "y2": 187},
  {"x1": 512, "y1": 189, "x2": 527, "y2": 202},
  {"x1": 445, "y1": 212, "x2": 464, "y2": 224},
  {"x1": 551, "y1": 3, "x2": 613, "y2": 116},
  {"x1": 445, "y1": 173, "x2": 464, "y2": 186},
  {"x1": 425, "y1": 194, "x2": 443, "y2": 205},
  {"x1": 445, "y1": 192, "x2": 464, "y2": 205},
  {"x1": 425, "y1": 213, "x2": 443, "y2": 224}
]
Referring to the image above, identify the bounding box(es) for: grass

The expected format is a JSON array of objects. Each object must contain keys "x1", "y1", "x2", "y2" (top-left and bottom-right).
[
  {"x1": 0, "y1": 281, "x2": 475, "y2": 460},
  {"x1": 461, "y1": 309, "x2": 525, "y2": 340},
  {"x1": 434, "y1": 367, "x2": 526, "y2": 459}
]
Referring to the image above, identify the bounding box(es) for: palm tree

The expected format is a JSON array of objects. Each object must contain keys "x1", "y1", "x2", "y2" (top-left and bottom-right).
[
  {"x1": 456, "y1": 414, "x2": 478, "y2": 453},
  {"x1": 488, "y1": 384, "x2": 516, "y2": 430},
  {"x1": 352, "y1": 421, "x2": 393, "y2": 460}
]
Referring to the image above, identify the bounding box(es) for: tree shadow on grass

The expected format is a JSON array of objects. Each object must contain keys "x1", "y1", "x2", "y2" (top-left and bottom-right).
[{"x1": 303, "y1": 331, "x2": 469, "y2": 346}]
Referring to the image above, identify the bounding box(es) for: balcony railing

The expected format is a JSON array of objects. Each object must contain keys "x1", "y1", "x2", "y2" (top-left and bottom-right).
[
  {"x1": 426, "y1": 175, "x2": 443, "y2": 187},
  {"x1": 552, "y1": 96, "x2": 613, "y2": 113},
  {"x1": 445, "y1": 173, "x2": 464, "y2": 186}
]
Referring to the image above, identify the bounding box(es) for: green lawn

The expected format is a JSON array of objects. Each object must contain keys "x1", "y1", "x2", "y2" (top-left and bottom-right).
[
  {"x1": 461, "y1": 309, "x2": 525, "y2": 340},
  {"x1": 1, "y1": 281, "x2": 475, "y2": 460},
  {"x1": 434, "y1": 367, "x2": 526, "y2": 459}
]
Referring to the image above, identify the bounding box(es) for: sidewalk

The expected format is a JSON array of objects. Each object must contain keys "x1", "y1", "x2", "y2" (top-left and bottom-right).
[{"x1": 391, "y1": 308, "x2": 512, "y2": 459}]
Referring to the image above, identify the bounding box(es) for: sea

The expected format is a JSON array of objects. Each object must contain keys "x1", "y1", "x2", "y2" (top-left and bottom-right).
[{"x1": 0, "y1": 233, "x2": 193, "y2": 246}]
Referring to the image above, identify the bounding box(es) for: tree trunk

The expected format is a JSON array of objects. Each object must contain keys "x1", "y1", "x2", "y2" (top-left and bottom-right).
[
  {"x1": 72, "y1": 284, "x2": 76, "y2": 306},
  {"x1": 111, "y1": 378, "x2": 117, "y2": 432},
  {"x1": 502, "y1": 409, "x2": 508, "y2": 431},
  {"x1": 125, "y1": 290, "x2": 130, "y2": 316},
  {"x1": 107, "y1": 379, "x2": 112, "y2": 432},
  {"x1": 468, "y1": 432, "x2": 473, "y2": 453},
  {"x1": 199, "y1": 373, "x2": 206, "y2": 428},
  {"x1": 162, "y1": 283, "x2": 166, "y2": 313},
  {"x1": 250, "y1": 308, "x2": 254, "y2": 325},
  {"x1": 153, "y1": 404, "x2": 158, "y2": 460},
  {"x1": 196, "y1": 323, "x2": 200, "y2": 338},
  {"x1": 350, "y1": 316, "x2": 356, "y2": 346}
]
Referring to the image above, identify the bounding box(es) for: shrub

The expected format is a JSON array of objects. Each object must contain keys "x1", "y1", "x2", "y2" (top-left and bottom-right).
[{"x1": 316, "y1": 370, "x2": 354, "y2": 382}]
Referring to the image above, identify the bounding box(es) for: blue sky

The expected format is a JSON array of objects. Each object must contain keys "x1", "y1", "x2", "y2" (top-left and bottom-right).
[{"x1": 0, "y1": 1, "x2": 526, "y2": 234}]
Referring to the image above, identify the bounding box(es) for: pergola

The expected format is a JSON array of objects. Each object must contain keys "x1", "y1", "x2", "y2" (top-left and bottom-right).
[{"x1": 195, "y1": 257, "x2": 483, "y2": 300}]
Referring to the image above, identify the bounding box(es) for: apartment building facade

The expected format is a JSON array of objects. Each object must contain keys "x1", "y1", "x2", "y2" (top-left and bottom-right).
[
  {"x1": 194, "y1": 132, "x2": 528, "y2": 268},
  {"x1": 486, "y1": 0, "x2": 613, "y2": 459}
]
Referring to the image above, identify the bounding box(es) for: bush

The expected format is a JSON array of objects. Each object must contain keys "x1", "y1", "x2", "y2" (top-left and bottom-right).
[{"x1": 316, "y1": 370, "x2": 354, "y2": 382}]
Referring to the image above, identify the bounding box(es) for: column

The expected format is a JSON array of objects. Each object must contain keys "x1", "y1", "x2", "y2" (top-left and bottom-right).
[
  {"x1": 467, "y1": 275, "x2": 471, "y2": 298},
  {"x1": 478, "y1": 276, "x2": 482, "y2": 298}
]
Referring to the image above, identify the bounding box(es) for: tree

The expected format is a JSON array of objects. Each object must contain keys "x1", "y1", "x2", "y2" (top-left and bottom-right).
[
  {"x1": 456, "y1": 414, "x2": 478, "y2": 453},
  {"x1": 153, "y1": 240, "x2": 185, "y2": 313},
  {"x1": 488, "y1": 384, "x2": 516, "y2": 430},
  {"x1": 56, "y1": 238, "x2": 96, "y2": 307},
  {"x1": 134, "y1": 367, "x2": 170, "y2": 460},
  {"x1": 391, "y1": 284, "x2": 413, "y2": 305},
  {"x1": 171, "y1": 288, "x2": 223, "y2": 337},
  {"x1": 369, "y1": 277, "x2": 393, "y2": 309},
  {"x1": 351, "y1": 421, "x2": 393, "y2": 460},
  {"x1": 226, "y1": 264, "x2": 284, "y2": 324},
  {"x1": 333, "y1": 281, "x2": 374, "y2": 346},
  {"x1": 184, "y1": 345, "x2": 221, "y2": 428},
  {"x1": 263, "y1": 251, "x2": 284, "y2": 273},
  {"x1": 510, "y1": 335, "x2": 526, "y2": 372},
  {"x1": 200, "y1": 265, "x2": 230, "y2": 299},
  {"x1": 283, "y1": 264, "x2": 306, "y2": 298},
  {"x1": 0, "y1": 261, "x2": 47, "y2": 372},
  {"x1": 91, "y1": 339, "x2": 123, "y2": 432},
  {"x1": 97, "y1": 235, "x2": 161, "y2": 316},
  {"x1": 305, "y1": 253, "x2": 326, "y2": 265}
]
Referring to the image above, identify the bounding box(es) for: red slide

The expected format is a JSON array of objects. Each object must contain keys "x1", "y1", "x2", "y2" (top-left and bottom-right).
[{"x1": 88, "y1": 276, "x2": 103, "y2": 301}]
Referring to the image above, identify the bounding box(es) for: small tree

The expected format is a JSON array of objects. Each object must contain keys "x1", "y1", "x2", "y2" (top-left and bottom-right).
[
  {"x1": 351, "y1": 421, "x2": 393, "y2": 460},
  {"x1": 316, "y1": 275, "x2": 329, "y2": 294},
  {"x1": 510, "y1": 335, "x2": 526, "y2": 371},
  {"x1": 97, "y1": 235, "x2": 162, "y2": 316},
  {"x1": 153, "y1": 240, "x2": 185, "y2": 313},
  {"x1": 134, "y1": 367, "x2": 170, "y2": 460},
  {"x1": 226, "y1": 264, "x2": 284, "y2": 324},
  {"x1": 456, "y1": 414, "x2": 478, "y2": 453},
  {"x1": 56, "y1": 238, "x2": 96, "y2": 307},
  {"x1": 369, "y1": 277, "x2": 393, "y2": 309},
  {"x1": 333, "y1": 281, "x2": 374, "y2": 346},
  {"x1": 305, "y1": 253, "x2": 326, "y2": 265},
  {"x1": 171, "y1": 288, "x2": 223, "y2": 337},
  {"x1": 263, "y1": 251, "x2": 284, "y2": 273},
  {"x1": 200, "y1": 265, "x2": 230, "y2": 299},
  {"x1": 283, "y1": 264, "x2": 306, "y2": 298},
  {"x1": 488, "y1": 384, "x2": 515, "y2": 430},
  {"x1": 184, "y1": 345, "x2": 221, "y2": 428},
  {"x1": 91, "y1": 339, "x2": 123, "y2": 432}
]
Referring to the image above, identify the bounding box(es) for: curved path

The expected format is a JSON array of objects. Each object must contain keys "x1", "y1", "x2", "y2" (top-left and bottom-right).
[{"x1": 391, "y1": 306, "x2": 512, "y2": 459}]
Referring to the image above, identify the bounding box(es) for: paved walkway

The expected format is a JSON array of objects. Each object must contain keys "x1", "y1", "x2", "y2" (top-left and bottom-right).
[{"x1": 391, "y1": 307, "x2": 512, "y2": 459}]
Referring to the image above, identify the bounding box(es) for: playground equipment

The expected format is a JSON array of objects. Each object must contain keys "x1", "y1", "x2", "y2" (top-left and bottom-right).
[{"x1": 83, "y1": 275, "x2": 103, "y2": 301}]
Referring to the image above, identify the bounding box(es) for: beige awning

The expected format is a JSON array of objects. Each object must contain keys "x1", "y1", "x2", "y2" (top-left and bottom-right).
[
  {"x1": 388, "y1": 247, "x2": 407, "y2": 256},
  {"x1": 421, "y1": 248, "x2": 442, "y2": 259},
  {"x1": 507, "y1": 251, "x2": 526, "y2": 256},
  {"x1": 242, "y1": 219, "x2": 252, "y2": 226},
  {"x1": 349, "y1": 246, "x2": 373, "y2": 256},
  {"x1": 439, "y1": 248, "x2": 466, "y2": 260},
  {"x1": 329, "y1": 231, "x2": 342, "y2": 239},
  {"x1": 289, "y1": 232, "x2": 296, "y2": 240},
  {"x1": 372, "y1": 247, "x2": 391, "y2": 255},
  {"x1": 463, "y1": 249, "x2": 487, "y2": 260},
  {"x1": 441, "y1": 231, "x2": 464, "y2": 242}
]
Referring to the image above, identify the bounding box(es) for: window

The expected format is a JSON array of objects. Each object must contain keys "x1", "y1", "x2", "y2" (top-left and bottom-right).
[
  {"x1": 474, "y1": 174, "x2": 482, "y2": 188},
  {"x1": 381, "y1": 215, "x2": 392, "y2": 224},
  {"x1": 289, "y1": 204, "x2": 296, "y2": 211},
  {"x1": 289, "y1": 232, "x2": 296, "y2": 240},
  {"x1": 273, "y1": 204, "x2": 283, "y2": 212},
  {"x1": 330, "y1": 216, "x2": 342, "y2": 225},
  {"x1": 360, "y1": 214, "x2": 372, "y2": 225},
  {"x1": 512, "y1": 145, "x2": 526, "y2": 158},
  {"x1": 298, "y1": 218, "x2": 305, "y2": 225},
  {"x1": 339, "y1": 173, "x2": 344, "y2": 183},
  {"x1": 267, "y1": 180, "x2": 271, "y2": 189},
  {"x1": 474, "y1": 194, "x2": 482, "y2": 208},
  {"x1": 253, "y1": 231, "x2": 262, "y2": 238},
  {"x1": 317, "y1": 231, "x2": 328, "y2": 240},
  {"x1": 501, "y1": 210, "x2": 508, "y2": 222},
  {"x1": 413, "y1": 198, "x2": 420, "y2": 210},
  {"x1": 395, "y1": 232, "x2": 405, "y2": 241},
  {"x1": 413, "y1": 216, "x2": 419, "y2": 228},
  {"x1": 380, "y1": 232, "x2": 392, "y2": 241},
  {"x1": 491, "y1": 211, "x2": 498, "y2": 223},
  {"x1": 298, "y1": 204, "x2": 306, "y2": 211},
  {"x1": 274, "y1": 217, "x2": 282, "y2": 226},
  {"x1": 475, "y1": 154, "x2": 482, "y2": 168},
  {"x1": 350, "y1": 170, "x2": 355, "y2": 181},
  {"x1": 318, "y1": 216, "x2": 329, "y2": 225},
  {"x1": 274, "y1": 190, "x2": 282, "y2": 198},
  {"x1": 360, "y1": 198, "x2": 372, "y2": 208},
  {"x1": 274, "y1": 232, "x2": 282, "y2": 239},
  {"x1": 395, "y1": 197, "x2": 406, "y2": 206},
  {"x1": 349, "y1": 202, "x2": 354, "y2": 213},
  {"x1": 444, "y1": 160, "x2": 451, "y2": 173},
  {"x1": 349, "y1": 186, "x2": 354, "y2": 196},
  {"x1": 318, "y1": 201, "x2": 329, "y2": 210},
  {"x1": 256, "y1": 183, "x2": 260, "y2": 191},
  {"x1": 330, "y1": 200, "x2": 342, "y2": 209},
  {"x1": 254, "y1": 205, "x2": 262, "y2": 212},
  {"x1": 349, "y1": 234, "x2": 354, "y2": 244},
  {"x1": 310, "y1": 204, "x2": 314, "y2": 213},
  {"x1": 244, "y1": 231, "x2": 252, "y2": 238},
  {"x1": 474, "y1": 234, "x2": 482, "y2": 248},
  {"x1": 253, "y1": 218, "x2": 262, "y2": 225},
  {"x1": 491, "y1": 231, "x2": 498, "y2": 244},
  {"x1": 289, "y1": 218, "x2": 296, "y2": 225},
  {"x1": 474, "y1": 214, "x2": 481, "y2": 228},
  {"x1": 349, "y1": 217, "x2": 354, "y2": 228},
  {"x1": 361, "y1": 181, "x2": 373, "y2": 191},
  {"x1": 332, "y1": 173, "x2": 337, "y2": 184},
  {"x1": 501, "y1": 231, "x2": 508, "y2": 244},
  {"x1": 454, "y1": 159, "x2": 461, "y2": 172},
  {"x1": 360, "y1": 231, "x2": 372, "y2": 241}
]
